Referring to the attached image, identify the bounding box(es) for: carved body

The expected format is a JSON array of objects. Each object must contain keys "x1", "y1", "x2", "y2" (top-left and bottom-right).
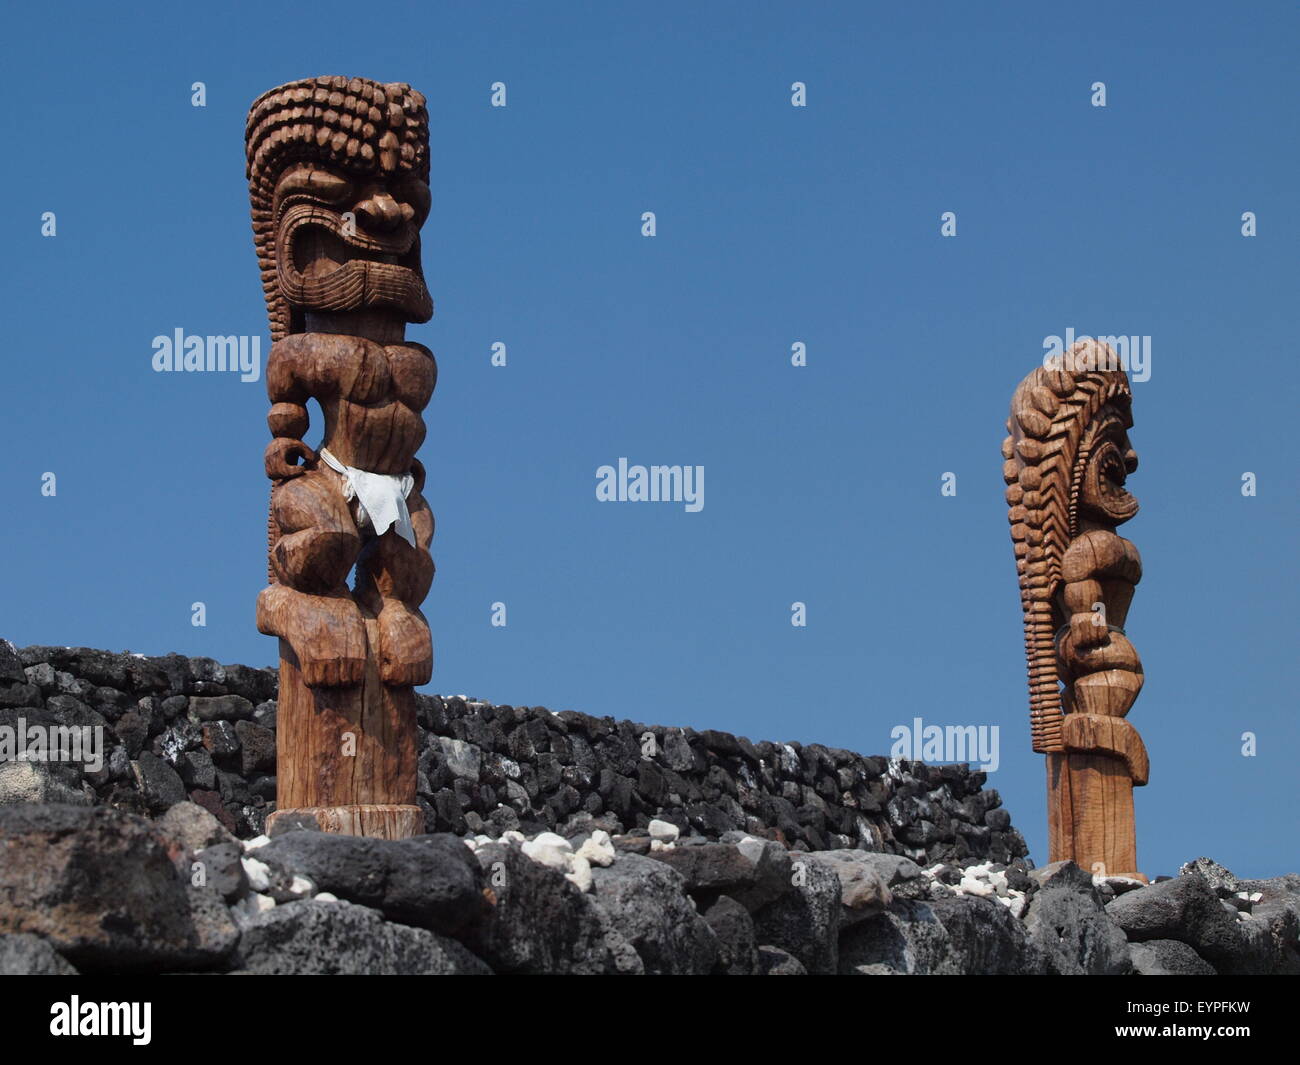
[
  {"x1": 1004, "y1": 340, "x2": 1147, "y2": 879},
  {"x1": 246, "y1": 76, "x2": 435, "y2": 839},
  {"x1": 257, "y1": 333, "x2": 436, "y2": 689}
]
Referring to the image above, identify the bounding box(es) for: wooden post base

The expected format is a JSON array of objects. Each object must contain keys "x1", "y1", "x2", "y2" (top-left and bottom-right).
[
  {"x1": 1046, "y1": 751, "x2": 1143, "y2": 881},
  {"x1": 266, "y1": 804, "x2": 423, "y2": 840},
  {"x1": 273, "y1": 625, "x2": 420, "y2": 840}
]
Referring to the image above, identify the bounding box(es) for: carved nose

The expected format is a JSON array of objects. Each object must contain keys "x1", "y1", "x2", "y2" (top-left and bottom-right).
[
  {"x1": 355, "y1": 193, "x2": 405, "y2": 231},
  {"x1": 1124, "y1": 448, "x2": 1139, "y2": 474}
]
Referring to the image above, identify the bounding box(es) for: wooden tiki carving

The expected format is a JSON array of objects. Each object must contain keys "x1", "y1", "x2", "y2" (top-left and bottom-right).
[
  {"x1": 1003, "y1": 340, "x2": 1147, "y2": 880},
  {"x1": 246, "y1": 76, "x2": 435, "y2": 839}
]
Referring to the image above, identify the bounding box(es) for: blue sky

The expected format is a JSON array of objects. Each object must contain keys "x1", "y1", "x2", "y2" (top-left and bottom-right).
[{"x1": 2, "y1": 1, "x2": 1296, "y2": 876}]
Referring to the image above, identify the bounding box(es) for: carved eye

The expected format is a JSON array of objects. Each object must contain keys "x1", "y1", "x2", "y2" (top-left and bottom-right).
[{"x1": 274, "y1": 166, "x2": 354, "y2": 207}]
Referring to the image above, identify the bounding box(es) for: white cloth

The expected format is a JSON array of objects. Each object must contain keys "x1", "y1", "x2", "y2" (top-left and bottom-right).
[{"x1": 319, "y1": 448, "x2": 417, "y2": 547}]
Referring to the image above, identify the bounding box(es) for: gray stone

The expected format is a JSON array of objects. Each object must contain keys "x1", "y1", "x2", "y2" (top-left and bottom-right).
[
  {"x1": 649, "y1": 839, "x2": 792, "y2": 912},
  {"x1": 201, "y1": 720, "x2": 240, "y2": 758},
  {"x1": 853, "y1": 852, "x2": 925, "y2": 887},
  {"x1": 589, "y1": 854, "x2": 719, "y2": 974},
  {"x1": 1106, "y1": 874, "x2": 1250, "y2": 972},
  {"x1": 1129, "y1": 939, "x2": 1217, "y2": 975},
  {"x1": 0, "y1": 683, "x2": 42, "y2": 707},
  {"x1": 179, "y1": 749, "x2": 217, "y2": 790},
  {"x1": 234, "y1": 720, "x2": 276, "y2": 775},
  {"x1": 256, "y1": 831, "x2": 484, "y2": 935},
  {"x1": 647, "y1": 842, "x2": 754, "y2": 894},
  {"x1": 753, "y1": 854, "x2": 841, "y2": 973},
  {"x1": 799, "y1": 849, "x2": 894, "y2": 925},
  {"x1": 1235, "y1": 875, "x2": 1300, "y2": 974},
  {"x1": 703, "y1": 895, "x2": 758, "y2": 975},
  {"x1": 757, "y1": 944, "x2": 807, "y2": 974},
  {"x1": 438, "y1": 736, "x2": 482, "y2": 781},
  {"x1": 1028, "y1": 859, "x2": 1095, "y2": 893},
  {"x1": 1098, "y1": 875, "x2": 1147, "y2": 898},
  {"x1": 18, "y1": 648, "x2": 132, "y2": 690},
  {"x1": 156, "y1": 720, "x2": 202, "y2": 765},
  {"x1": 157, "y1": 801, "x2": 239, "y2": 854},
  {"x1": 0, "y1": 640, "x2": 25, "y2": 681},
  {"x1": 189, "y1": 695, "x2": 254, "y2": 722},
  {"x1": 41, "y1": 695, "x2": 106, "y2": 731},
  {"x1": 0, "y1": 761, "x2": 90, "y2": 806},
  {"x1": 232, "y1": 899, "x2": 490, "y2": 975},
  {"x1": 1178, "y1": 856, "x2": 1239, "y2": 896},
  {"x1": 160, "y1": 694, "x2": 189, "y2": 720},
  {"x1": 0, "y1": 804, "x2": 235, "y2": 970},
  {"x1": 131, "y1": 752, "x2": 187, "y2": 812},
  {"x1": 194, "y1": 842, "x2": 248, "y2": 901},
  {"x1": 839, "y1": 900, "x2": 959, "y2": 975},
  {"x1": 469, "y1": 842, "x2": 642, "y2": 974},
  {"x1": 185, "y1": 885, "x2": 239, "y2": 959},
  {"x1": 662, "y1": 729, "x2": 695, "y2": 772},
  {"x1": 31, "y1": 670, "x2": 64, "y2": 695},
  {"x1": 0, "y1": 933, "x2": 78, "y2": 974},
  {"x1": 113, "y1": 710, "x2": 149, "y2": 757},
  {"x1": 1025, "y1": 874, "x2": 1131, "y2": 975},
  {"x1": 928, "y1": 895, "x2": 1048, "y2": 974},
  {"x1": 108, "y1": 745, "x2": 131, "y2": 781},
  {"x1": 731, "y1": 836, "x2": 797, "y2": 911},
  {"x1": 220, "y1": 664, "x2": 277, "y2": 705}
]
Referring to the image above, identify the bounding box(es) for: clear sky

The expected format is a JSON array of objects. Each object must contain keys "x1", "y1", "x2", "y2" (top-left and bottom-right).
[{"x1": 2, "y1": 1, "x2": 1296, "y2": 876}]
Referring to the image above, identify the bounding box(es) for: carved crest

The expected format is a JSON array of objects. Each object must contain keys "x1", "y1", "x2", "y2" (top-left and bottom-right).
[{"x1": 1003, "y1": 340, "x2": 1135, "y2": 752}]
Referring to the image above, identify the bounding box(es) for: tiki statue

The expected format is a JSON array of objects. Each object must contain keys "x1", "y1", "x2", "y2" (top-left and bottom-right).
[
  {"x1": 1004, "y1": 340, "x2": 1147, "y2": 880},
  {"x1": 247, "y1": 76, "x2": 435, "y2": 839}
]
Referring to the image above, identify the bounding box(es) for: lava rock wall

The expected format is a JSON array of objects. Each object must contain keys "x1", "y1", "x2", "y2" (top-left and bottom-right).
[{"x1": 0, "y1": 642, "x2": 1025, "y2": 866}]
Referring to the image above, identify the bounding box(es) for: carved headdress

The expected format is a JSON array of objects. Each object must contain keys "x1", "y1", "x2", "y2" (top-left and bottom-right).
[
  {"x1": 1003, "y1": 341, "x2": 1134, "y2": 752},
  {"x1": 245, "y1": 76, "x2": 430, "y2": 340}
]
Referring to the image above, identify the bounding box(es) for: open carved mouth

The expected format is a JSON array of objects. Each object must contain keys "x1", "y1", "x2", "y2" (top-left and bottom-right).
[
  {"x1": 1088, "y1": 439, "x2": 1139, "y2": 521},
  {"x1": 1099, "y1": 446, "x2": 1127, "y2": 491},
  {"x1": 289, "y1": 222, "x2": 421, "y2": 279},
  {"x1": 274, "y1": 202, "x2": 432, "y2": 321}
]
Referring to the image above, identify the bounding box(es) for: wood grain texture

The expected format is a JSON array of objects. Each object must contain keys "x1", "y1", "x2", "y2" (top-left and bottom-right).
[
  {"x1": 1047, "y1": 751, "x2": 1146, "y2": 882},
  {"x1": 266, "y1": 804, "x2": 423, "y2": 840},
  {"x1": 1062, "y1": 712, "x2": 1149, "y2": 785},
  {"x1": 247, "y1": 76, "x2": 436, "y2": 840}
]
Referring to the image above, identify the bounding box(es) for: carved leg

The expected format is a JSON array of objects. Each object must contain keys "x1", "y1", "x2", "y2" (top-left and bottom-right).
[
  {"x1": 256, "y1": 469, "x2": 367, "y2": 687},
  {"x1": 355, "y1": 488, "x2": 434, "y2": 687},
  {"x1": 265, "y1": 471, "x2": 420, "y2": 837},
  {"x1": 353, "y1": 488, "x2": 433, "y2": 686}
]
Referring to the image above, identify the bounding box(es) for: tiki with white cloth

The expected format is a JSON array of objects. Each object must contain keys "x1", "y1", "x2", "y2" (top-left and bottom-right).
[{"x1": 247, "y1": 76, "x2": 436, "y2": 839}]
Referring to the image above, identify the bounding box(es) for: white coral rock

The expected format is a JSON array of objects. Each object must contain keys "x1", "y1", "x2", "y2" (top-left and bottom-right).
[
  {"x1": 288, "y1": 875, "x2": 316, "y2": 898},
  {"x1": 648, "y1": 819, "x2": 680, "y2": 843},
  {"x1": 958, "y1": 875, "x2": 995, "y2": 897},
  {"x1": 521, "y1": 832, "x2": 574, "y2": 871},
  {"x1": 576, "y1": 829, "x2": 616, "y2": 868},
  {"x1": 565, "y1": 854, "x2": 594, "y2": 893},
  {"x1": 241, "y1": 856, "x2": 272, "y2": 893}
]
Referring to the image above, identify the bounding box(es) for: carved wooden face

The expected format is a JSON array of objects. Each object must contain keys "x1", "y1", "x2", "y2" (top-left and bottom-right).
[
  {"x1": 272, "y1": 162, "x2": 433, "y2": 327},
  {"x1": 1079, "y1": 409, "x2": 1139, "y2": 526}
]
